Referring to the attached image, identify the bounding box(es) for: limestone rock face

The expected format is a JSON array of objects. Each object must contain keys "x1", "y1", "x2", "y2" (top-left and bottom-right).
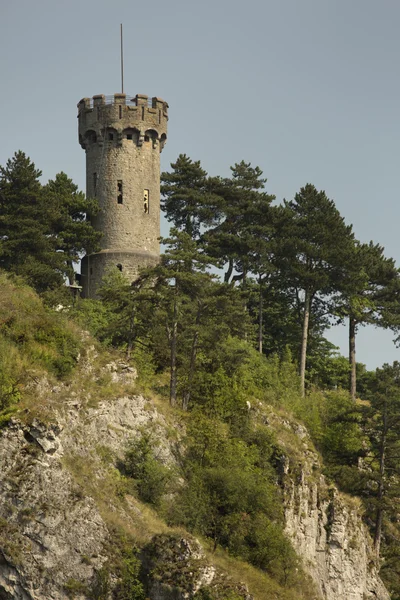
[
  {"x1": 278, "y1": 418, "x2": 390, "y2": 600},
  {"x1": 143, "y1": 534, "x2": 251, "y2": 600},
  {"x1": 0, "y1": 419, "x2": 108, "y2": 600},
  {"x1": 0, "y1": 393, "x2": 391, "y2": 600},
  {"x1": 0, "y1": 394, "x2": 168, "y2": 600}
]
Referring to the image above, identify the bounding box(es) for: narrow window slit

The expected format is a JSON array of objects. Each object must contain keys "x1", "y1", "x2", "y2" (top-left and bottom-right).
[
  {"x1": 117, "y1": 180, "x2": 123, "y2": 204},
  {"x1": 144, "y1": 189, "x2": 149, "y2": 213}
]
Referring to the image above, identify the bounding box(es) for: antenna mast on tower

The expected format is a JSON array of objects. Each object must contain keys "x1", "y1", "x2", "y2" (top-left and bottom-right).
[{"x1": 120, "y1": 23, "x2": 124, "y2": 94}]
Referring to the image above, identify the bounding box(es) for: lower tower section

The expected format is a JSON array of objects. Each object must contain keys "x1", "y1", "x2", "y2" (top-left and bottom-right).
[
  {"x1": 77, "y1": 93, "x2": 168, "y2": 298},
  {"x1": 81, "y1": 250, "x2": 159, "y2": 298}
]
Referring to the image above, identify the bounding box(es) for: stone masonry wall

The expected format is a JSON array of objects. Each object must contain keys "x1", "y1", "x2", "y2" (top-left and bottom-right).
[{"x1": 78, "y1": 94, "x2": 168, "y2": 297}]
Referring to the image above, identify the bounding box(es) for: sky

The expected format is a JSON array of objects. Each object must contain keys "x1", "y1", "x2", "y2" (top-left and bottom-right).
[{"x1": 1, "y1": 0, "x2": 400, "y2": 369}]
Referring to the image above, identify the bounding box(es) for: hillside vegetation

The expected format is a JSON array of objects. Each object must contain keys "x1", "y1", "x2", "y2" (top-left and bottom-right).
[
  {"x1": 0, "y1": 271, "x2": 395, "y2": 599},
  {"x1": 1, "y1": 151, "x2": 400, "y2": 598},
  {"x1": 0, "y1": 272, "x2": 317, "y2": 598}
]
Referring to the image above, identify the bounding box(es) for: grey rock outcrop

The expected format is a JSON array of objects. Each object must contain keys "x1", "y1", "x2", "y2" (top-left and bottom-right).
[
  {"x1": 0, "y1": 394, "x2": 167, "y2": 600},
  {"x1": 143, "y1": 534, "x2": 251, "y2": 600},
  {"x1": 0, "y1": 392, "x2": 391, "y2": 600},
  {"x1": 278, "y1": 417, "x2": 390, "y2": 600}
]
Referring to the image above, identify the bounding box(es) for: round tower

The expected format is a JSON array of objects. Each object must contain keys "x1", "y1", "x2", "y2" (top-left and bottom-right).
[{"x1": 78, "y1": 93, "x2": 168, "y2": 297}]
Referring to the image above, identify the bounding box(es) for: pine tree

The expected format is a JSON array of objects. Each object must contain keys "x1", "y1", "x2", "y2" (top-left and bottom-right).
[
  {"x1": 362, "y1": 363, "x2": 400, "y2": 559},
  {"x1": 205, "y1": 162, "x2": 275, "y2": 286},
  {"x1": 44, "y1": 172, "x2": 101, "y2": 284},
  {"x1": 0, "y1": 151, "x2": 64, "y2": 292},
  {"x1": 0, "y1": 152, "x2": 101, "y2": 294},
  {"x1": 279, "y1": 184, "x2": 354, "y2": 396},
  {"x1": 335, "y1": 241, "x2": 400, "y2": 400},
  {"x1": 144, "y1": 229, "x2": 217, "y2": 407},
  {"x1": 161, "y1": 154, "x2": 216, "y2": 239}
]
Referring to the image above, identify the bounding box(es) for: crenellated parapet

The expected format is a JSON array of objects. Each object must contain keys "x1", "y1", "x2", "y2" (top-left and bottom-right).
[{"x1": 78, "y1": 93, "x2": 168, "y2": 151}]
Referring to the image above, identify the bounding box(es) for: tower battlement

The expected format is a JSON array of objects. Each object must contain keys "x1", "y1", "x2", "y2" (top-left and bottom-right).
[
  {"x1": 78, "y1": 93, "x2": 168, "y2": 151},
  {"x1": 78, "y1": 92, "x2": 168, "y2": 298}
]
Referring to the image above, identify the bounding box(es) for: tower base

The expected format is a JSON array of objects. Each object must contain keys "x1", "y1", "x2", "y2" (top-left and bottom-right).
[{"x1": 81, "y1": 249, "x2": 159, "y2": 299}]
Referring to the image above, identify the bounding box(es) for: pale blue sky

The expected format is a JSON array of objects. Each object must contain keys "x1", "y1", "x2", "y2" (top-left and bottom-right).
[{"x1": 1, "y1": 0, "x2": 400, "y2": 369}]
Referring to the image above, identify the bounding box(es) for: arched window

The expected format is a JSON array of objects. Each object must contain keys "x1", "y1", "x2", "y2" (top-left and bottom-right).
[
  {"x1": 160, "y1": 133, "x2": 167, "y2": 151},
  {"x1": 145, "y1": 129, "x2": 159, "y2": 144},
  {"x1": 85, "y1": 130, "x2": 97, "y2": 144},
  {"x1": 106, "y1": 127, "x2": 118, "y2": 142},
  {"x1": 123, "y1": 128, "x2": 139, "y2": 143}
]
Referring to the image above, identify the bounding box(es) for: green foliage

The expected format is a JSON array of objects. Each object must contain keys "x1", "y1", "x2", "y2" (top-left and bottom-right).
[
  {"x1": 0, "y1": 151, "x2": 64, "y2": 293},
  {"x1": 114, "y1": 550, "x2": 146, "y2": 600},
  {"x1": 123, "y1": 431, "x2": 171, "y2": 506},
  {"x1": 64, "y1": 578, "x2": 87, "y2": 598},
  {"x1": 167, "y1": 412, "x2": 298, "y2": 586},
  {"x1": 204, "y1": 161, "x2": 275, "y2": 285},
  {"x1": 0, "y1": 271, "x2": 80, "y2": 422},
  {"x1": 194, "y1": 588, "x2": 243, "y2": 600},
  {"x1": 69, "y1": 297, "x2": 113, "y2": 344},
  {"x1": 285, "y1": 388, "x2": 364, "y2": 467},
  {"x1": 44, "y1": 171, "x2": 101, "y2": 284},
  {"x1": 0, "y1": 340, "x2": 22, "y2": 412},
  {"x1": 380, "y1": 542, "x2": 400, "y2": 600},
  {"x1": 161, "y1": 154, "x2": 215, "y2": 239},
  {"x1": 335, "y1": 241, "x2": 400, "y2": 331},
  {"x1": 0, "y1": 151, "x2": 100, "y2": 294},
  {"x1": 88, "y1": 568, "x2": 110, "y2": 600}
]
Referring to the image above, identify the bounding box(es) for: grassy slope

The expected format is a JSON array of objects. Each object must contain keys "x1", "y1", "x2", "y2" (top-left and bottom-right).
[{"x1": 0, "y1": 273, "x2": 322, "y2": 599}]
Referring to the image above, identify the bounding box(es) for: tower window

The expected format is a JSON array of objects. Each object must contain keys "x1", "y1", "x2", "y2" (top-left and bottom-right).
[
  {"x1": 108, "y1": 132, "x2": 114, "y2": 141},
  {"x1": 126, "y1": 133, "x2": 133, "y2": 140},
  {"x1": 119, "y1": 105, "x2": 122, "y2": 119},
  {"x1": 144, "y1": 189, "x2": 149, "y2": 213},
  {"x1": 93, "y1": 172, "x2": 97, "y2": 195},
  {"x1": 117, "y1": 180, "x2": 123, "y2": 204},
  {"x1": 144, "y1": 135, "x2": 150, "y2": 142},
  {"x1": 117, "y1": 264, "x2": 123, "y2": 272}
]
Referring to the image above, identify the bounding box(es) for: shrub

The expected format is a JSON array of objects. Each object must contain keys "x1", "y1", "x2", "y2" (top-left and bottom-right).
[{"x1": 123, "y1": 431, "x2": 171, "y2": 506}]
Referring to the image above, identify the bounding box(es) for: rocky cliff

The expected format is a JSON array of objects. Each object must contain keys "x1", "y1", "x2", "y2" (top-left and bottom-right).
[
  {"x1": 0, "y1": 369, "x2": 390, "y2": 600},
  {"x1": 270, "y1": 415, "x2": 390, "y2": 600}
]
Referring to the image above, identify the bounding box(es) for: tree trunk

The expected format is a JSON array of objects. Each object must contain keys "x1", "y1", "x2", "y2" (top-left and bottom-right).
[
  {"x1": 224, "y1": 258, "x2": 234, "y2": 283},
  {"x1": 374, "y1": 398, "x2": 387, "y2": 559},
  {"x1": 299, "y1": 288, "x2": 311, "y2": 397},
  {"x1": 258, "y1": 277, "x2": 263, "y2": 354},
  {"x1": 169, "y1": 292, "x2": 178, "y2": 407},
  {"x1": 182, "y1": 329, "x2": 199, "y2": 411},
  {"x1": 126, "y1": 306, "x2": 135, "y2": 360},
  {"x1": 349, "y1": 316, "x2": 357, "y2": 402},
  {"x1": 67, "y1": 260, "x2": 75, "y2": 286}
]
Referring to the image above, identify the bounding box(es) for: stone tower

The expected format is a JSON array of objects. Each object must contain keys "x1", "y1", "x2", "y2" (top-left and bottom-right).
[{"x1": 78, "y1": 93, "x2": 168, "y2": 297}]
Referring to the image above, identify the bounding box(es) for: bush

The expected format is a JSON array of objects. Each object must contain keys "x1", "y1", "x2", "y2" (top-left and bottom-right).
[
  {"x1": 123, "y1": 431, "x2": 171, "y2": 505},
  {"x1": 168, "y1": 412, "x2": 299, "y2": 586},
  {"x1": 114, "y1": 552, "x2": 145, "y2": 600},
  {"x1": 69, "y1": 298, "x2": 113, "y2": 345}
]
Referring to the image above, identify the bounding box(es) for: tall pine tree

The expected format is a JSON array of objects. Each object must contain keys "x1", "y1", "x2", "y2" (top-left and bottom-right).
[{"x1": 279, "y1": 184, "x2": 354, "y2": 396}]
